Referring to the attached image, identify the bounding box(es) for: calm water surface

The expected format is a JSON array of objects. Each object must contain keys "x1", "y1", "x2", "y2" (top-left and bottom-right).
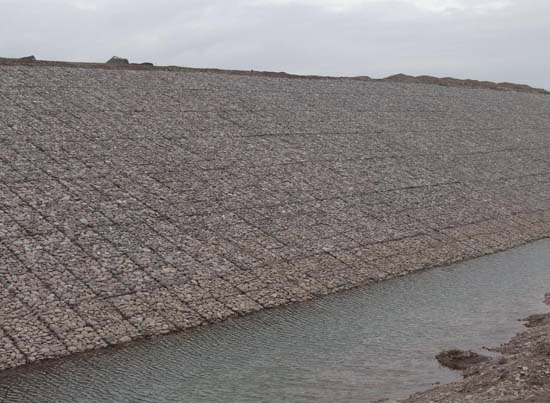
[{"x1": 1, "y1": 239, "x2": 550, "y2": 402}]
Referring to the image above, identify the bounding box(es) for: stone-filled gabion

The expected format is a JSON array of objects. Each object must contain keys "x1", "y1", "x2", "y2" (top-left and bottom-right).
[{"x1": 0, "y1": 62, "x2": 550, "y2": 371}]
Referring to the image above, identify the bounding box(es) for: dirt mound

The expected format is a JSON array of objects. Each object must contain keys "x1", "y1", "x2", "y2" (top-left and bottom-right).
[{"x1": 384, "y1": 73, "x2": 549, "y2": 94}]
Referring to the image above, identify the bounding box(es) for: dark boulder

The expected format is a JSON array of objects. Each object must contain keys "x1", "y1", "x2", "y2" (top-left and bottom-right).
[
  {"x1": 524, "y1": 313, "x2": 550, "y2": 328},
  {"x1": 436, "y1": 349, "x2": 489, "y2": 370},
  {"x1": 19, "y1": 55, "x2": 36, "y2": 61}
]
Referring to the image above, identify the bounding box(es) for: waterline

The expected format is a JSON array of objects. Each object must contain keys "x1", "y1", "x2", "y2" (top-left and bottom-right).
[{"x1": 2, "y1": 239, "x2": 550, "y2": 402}]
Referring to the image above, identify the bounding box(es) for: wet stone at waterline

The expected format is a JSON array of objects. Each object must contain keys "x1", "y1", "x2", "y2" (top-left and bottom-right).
[
  {"x1": 0, "y1": 61, "x2": 550, "y2": 370},
  {"x1": 1, "y1": 239, "x2": 550, "y2": 402}
]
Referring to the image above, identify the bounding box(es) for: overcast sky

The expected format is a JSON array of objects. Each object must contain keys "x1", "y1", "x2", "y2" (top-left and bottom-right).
[{"x1": 1, "y1": 0, "x2": 549, "y2": 89}]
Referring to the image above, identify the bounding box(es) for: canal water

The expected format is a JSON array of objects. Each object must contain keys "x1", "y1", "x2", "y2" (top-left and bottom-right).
[{"x1": 1, "y1": 239, "x2": 550, "y2": 402}]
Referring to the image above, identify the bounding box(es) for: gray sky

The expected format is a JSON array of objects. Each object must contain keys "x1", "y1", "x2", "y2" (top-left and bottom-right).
[{"x1": 1, "y1": 0, "x2": 549, "y2": 89}]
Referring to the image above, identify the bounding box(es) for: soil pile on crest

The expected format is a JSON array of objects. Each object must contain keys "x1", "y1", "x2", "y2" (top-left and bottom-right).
[{"x1": 384, "y1": 73, "x2": 549, "y2": 94}]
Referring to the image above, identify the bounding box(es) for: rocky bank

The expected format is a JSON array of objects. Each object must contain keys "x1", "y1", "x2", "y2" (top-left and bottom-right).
[{"x1": 401, "y1": 297, "x2": 550, "y2": 402}]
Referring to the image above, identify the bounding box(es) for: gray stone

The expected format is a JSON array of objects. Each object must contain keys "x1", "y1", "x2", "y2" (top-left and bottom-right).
[{"x1": 119, "y1": 336, "x2": 132, "y2": 343}]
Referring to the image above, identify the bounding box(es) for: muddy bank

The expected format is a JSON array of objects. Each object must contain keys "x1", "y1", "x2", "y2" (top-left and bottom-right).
[{"x1": 401, "y1": 297, "x2": 550, "y2": 402}]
